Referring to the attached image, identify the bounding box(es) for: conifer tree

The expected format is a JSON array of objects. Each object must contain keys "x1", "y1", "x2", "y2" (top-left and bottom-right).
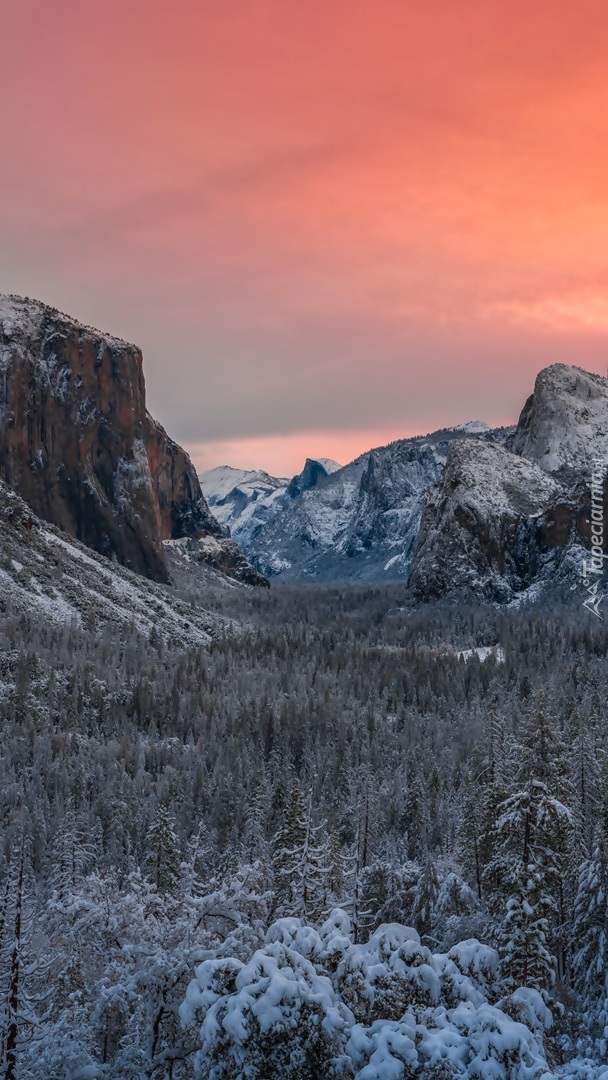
[
  {"x1": 145, "y1": 805, "x2": 182, "y2": 897},
  {"x1": 272, "y1": 783, "x2": 328, "y2": 921},
  {"x1": 571, "y1": 833, "x2": 608, "y2": 1052},
  {"x1": 411, "y1": 853, "x2": 439, "y2": 943},
  {"x1": 484, "y1": 782, "x2": 571, "y2": 997}
]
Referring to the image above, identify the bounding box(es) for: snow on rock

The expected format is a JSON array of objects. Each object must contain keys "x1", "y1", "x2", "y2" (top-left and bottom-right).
[
  {"x1": 199, "y1": 465, "x2": 290, "y2": 542},
  {"x1": 0, "y1": 294, "x2": 266, "y2": 589},
  {"x1": 164, "y1": 535, "x2": 269, "y2": 588},
  {"x1": 509, "y1": 363, "x2": 608, "y2": 483},
  {"x1": 0, "y1": 479, "x2": 229, "y2": 646},
  {"x1": 312, "y1": 457, "x2": 342, "y2": 474},
  {"x1": 408, "y1": 438, "x2": 578, "y2": 602},
  {"x1": 181, "y1": 910, "x2": 554, "y2": 1079},
  {"x1": 451, "y1": 420, "x2": 493, "y2": 435}
]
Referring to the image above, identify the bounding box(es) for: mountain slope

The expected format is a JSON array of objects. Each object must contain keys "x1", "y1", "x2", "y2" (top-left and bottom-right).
[{"x1": 0, "y1": 479, "x2": 228, "y2": 646}]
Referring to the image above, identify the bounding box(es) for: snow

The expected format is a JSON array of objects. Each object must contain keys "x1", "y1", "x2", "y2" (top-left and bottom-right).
[
  {"x1": 408, "y1": 436, "x2": 568, "y2": 602},
  {"x1": 0, "y1": 480, "x2": 225, "y2": 646},
  {"x1": 181, "y1": 911, "x2": 554, "y2": 1079},
  {"x1": 312, "y1": 457, "x2": 342, "y2": 474},
  {"x1": 0, "y1": 293, "x2": 133, "y2": 371},
  {"x1": 113, "y1": 438, "x2": 153, "y2": 511},
  {"x1": 458, "y1": 645, "x2": 506, "y2": 663},
  {"x1": 452, "y1": 420, "x2": 492, "y2": 434},
  {"x1": 200, "y1": 465, "x2": 288, "y2": 506}
]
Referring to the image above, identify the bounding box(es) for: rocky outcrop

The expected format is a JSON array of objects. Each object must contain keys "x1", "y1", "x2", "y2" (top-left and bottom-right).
[
  {"x1": 0, "y1": 294, "x2": 264, "y2": 586},
  {"x1": 407, "y1": 439, "x2": 571, "y2": 601},
  {"x1": 408, "y1": 364, "x2": 608, "y2": 603},
  {"x1": 509, "y1": 363, "x2": 608, "y2": 483},
  {"x1": 285, "y1": 457, "x2": 341, "y2": 499},
  {"x1": 165, "y1": 536, "x2": 269, "y2": 588}
]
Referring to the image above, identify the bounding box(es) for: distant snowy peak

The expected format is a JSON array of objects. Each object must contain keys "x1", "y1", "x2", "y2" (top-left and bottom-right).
[
  {"x1": 510, "y1": 363, "x2": 608, "y2": 482},
  {"x1": 450, "y1": 420, "x2": 492, "y2": 435},
  {"x1": 200, "y1": 456, "x2": 342, "y2": 547},
  {"x1": 199, "y1": 465, "x2": 289, "y2": 540},
  {"x1": 311, "y1": 457, "x2": 342, "y2": 474},
  {"x1": 200, "y1": 465, "x2": 287, "y2": 508}
]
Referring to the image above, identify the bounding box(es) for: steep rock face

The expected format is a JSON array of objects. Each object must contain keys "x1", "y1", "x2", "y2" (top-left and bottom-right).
[
  {"x1": 408, "y1": 440, "x2": 567, "y2": 601},
  {"x1": 509, "y1": 363, "x2": 608, "y2": 483},
  {"x1": 146, "y1": 419, "x2": 220, "y2": 542},
  {"x1": 243, "y1": 427, "x2": 510, "y2": 581},
  {"x1": 0, "y1": 295, "x2": 262, "y2": 586},
  {"x1": 285, "y1": 457, "x2": 341, "y2": 499}
]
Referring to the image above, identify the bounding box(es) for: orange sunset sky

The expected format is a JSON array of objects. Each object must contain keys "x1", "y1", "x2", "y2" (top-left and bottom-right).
[{"x1": 1, "y1": 0, "x2": 608, "y2": 476}]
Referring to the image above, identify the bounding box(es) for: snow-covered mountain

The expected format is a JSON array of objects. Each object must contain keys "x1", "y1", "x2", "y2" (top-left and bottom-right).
[
  {"x1": 216, "y1": 426, "x2": 510, "y2": 581},
  {"x1": 409, "y1": 364, "x2": 607, "y2": 601},
  {"x1": 200, "y1": 457, "x2": 341, "y2": 554},
  {"x1": 408, "y1": 439, "x2": 571, "y2": 602},
  {"x1": 205, "y1": 363, "x2": 607, "y2": 599},
  {"x1": 199, "y1": 465, "x2": 289, "y2": 540}
]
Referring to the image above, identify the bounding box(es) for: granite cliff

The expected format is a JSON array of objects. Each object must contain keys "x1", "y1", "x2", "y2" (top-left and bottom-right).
[{"x1": 0, "y1": 294, "x2": 265, "y2": 586}]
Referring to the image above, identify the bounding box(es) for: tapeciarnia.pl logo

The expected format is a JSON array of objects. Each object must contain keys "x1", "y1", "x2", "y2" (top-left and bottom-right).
[{"x1": 582, "y1": 458, "x2": 606, "y2": 619}]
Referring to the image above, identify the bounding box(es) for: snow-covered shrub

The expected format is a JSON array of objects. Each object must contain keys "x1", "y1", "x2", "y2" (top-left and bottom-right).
[
  {"x1": 447, "y1": 939, "x2": 501, "y2": 1001},
  {"x1": 180, "y1": 917, "x2": 353, "y2": 1078},
  {"x1": 181, "y1": 910, "x2": 554, "y2": 1079}
]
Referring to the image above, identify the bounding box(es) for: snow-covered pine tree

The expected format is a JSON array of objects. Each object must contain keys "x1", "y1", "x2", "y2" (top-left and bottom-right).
[
  {"x1": 410, "y1": 853, "x2": 439, "y2": 943},
  {"x1": 181, "y1": 821, "x2": 213, "y2": 899},
  {"x1": 49, "y1": 808, "x2": 97, "y2": 903},
  {"x1": 0, "y1": 842, "x2": 49, "y2": 1080},
  {"x1": 571, "y1": 831, "x2": 608, "y2": 1052},
  {"x1": 570, "y1": 712, "x2": 602, "y2": 857},
  {"x1": 484, "y1": 782, "x2": 571, "y2": 998},
  {"x1": 459, "y1": 714, "x2": 511, "y2": 903},
  {"x1": 272, "y1": 783, "x2": 329, "y2": 921},
  {"x1": 145, "y1": 805, "x2": 182, "y2": 897},
  {"x1": 343, "y1": 792, "x2": 374, "y2": 944}
]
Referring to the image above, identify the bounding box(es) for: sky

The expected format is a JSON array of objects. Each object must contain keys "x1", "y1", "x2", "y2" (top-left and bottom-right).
[{"x1": 1, "y1": 0, "x2": 608, "y2": 477}]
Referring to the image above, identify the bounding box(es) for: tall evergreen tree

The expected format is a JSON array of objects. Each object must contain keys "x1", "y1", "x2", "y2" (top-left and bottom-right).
[
  {"x1": 272, "y1": 783, "x2": 328, "y2": 921},
  {"x1": 484, "y1": 782, "x2": 571, "y2": 998},
  {"x1": 145, "y1": 805, "x2": 182, "y2": 897}
]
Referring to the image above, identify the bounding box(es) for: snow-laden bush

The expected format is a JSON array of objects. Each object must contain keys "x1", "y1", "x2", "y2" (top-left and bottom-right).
[{"x1": 181, "y1": 910, "x2": 554, "y2": 1079}]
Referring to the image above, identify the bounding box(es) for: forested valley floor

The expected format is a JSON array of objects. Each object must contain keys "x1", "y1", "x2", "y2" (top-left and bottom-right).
[{"x1": 1, "y1": 582, "x2": 607, "y2": 1078}]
